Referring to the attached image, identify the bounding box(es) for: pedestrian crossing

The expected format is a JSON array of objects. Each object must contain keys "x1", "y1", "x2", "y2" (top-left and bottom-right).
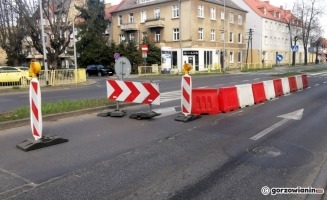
[
  {"x1": 160, "y1": 90, "x2": 181, "y2": 103},
  {"x1": 307, "y1": 72, "x2": 327, "y2": 78}
]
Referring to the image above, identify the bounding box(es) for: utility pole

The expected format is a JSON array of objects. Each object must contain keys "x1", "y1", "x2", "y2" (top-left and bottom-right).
[{"x1": 245, "y1": 28, "x2": 253, "y2": 64}]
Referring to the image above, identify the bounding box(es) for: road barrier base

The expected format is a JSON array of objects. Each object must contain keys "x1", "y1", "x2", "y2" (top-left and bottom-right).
[
  {"x1": 97, "y1": 109, "x2": 127, "y2": 117},
  {"x1": 17, "y1": 135, "x2": 68, "y2": 152},
  {"x1": 175, "y1": 114, "x2": 201, "y2": 122},
  {"x1": 129, "y1": 111, "x2": 161, "y2": 120}
]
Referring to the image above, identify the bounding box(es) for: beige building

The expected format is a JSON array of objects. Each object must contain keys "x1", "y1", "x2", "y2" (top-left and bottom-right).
[
  {"x1": 0, "y1": 48, "x2": 7, "y2": 65},
  {"x1": 110, "y1": 0, "x2": 247, "y2": 72}
]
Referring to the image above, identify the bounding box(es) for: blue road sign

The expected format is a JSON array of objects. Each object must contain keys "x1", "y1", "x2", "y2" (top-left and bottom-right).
[
  {"x1": 276, "y1": 54, "x2": 283, "y2": 62},
  {"x1": 291, "y1": 45, "x2": 299, "y2": 52}
]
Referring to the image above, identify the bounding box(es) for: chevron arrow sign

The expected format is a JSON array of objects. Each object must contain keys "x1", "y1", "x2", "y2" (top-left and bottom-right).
[{"x1": 107, "y1": 80, "x2": 160, "y2": 105}]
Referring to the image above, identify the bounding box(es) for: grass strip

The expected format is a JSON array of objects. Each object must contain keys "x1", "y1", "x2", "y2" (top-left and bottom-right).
[{"x1": 0, "y1": 98, "x2": 113, "y2": 122}]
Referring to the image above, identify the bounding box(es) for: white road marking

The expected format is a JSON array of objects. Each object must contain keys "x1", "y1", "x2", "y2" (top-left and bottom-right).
[
  {"x1": 152, "y1": 107, "x2": 179, "y2": 118},
  {"x1": 250, "y1": 109, "x2": 304, "y2": 141}
]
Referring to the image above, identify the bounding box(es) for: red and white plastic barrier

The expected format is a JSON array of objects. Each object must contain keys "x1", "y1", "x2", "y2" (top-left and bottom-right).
[
  {"x1": 236, "y1": 84, "x2": 255, "y2": 108},
  {"x1": 180, "y1": 74, "x2": 309, "y2": 117},
  {"x1": 263, "y1": 80, "x2": 276, "y2": 100},
  {"x1": 181, "y1": 74, "x2": 192, "y2": 115},
  {"x1": 281, "y1": 77, "x2": 290, "y2": 94},
  {"x1": 295, "y1": 75, "x2": 303, "y2": 90},
  {"x1": 30, "y1": 78, "x2": 42, "y2": 140}
]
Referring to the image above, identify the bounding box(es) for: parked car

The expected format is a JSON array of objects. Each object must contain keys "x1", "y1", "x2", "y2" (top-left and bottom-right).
[
  {"x1": 0, "y1": 66, "x2": 31, "y2": 85},
  {"x1": 16, "y1": 66, "x2": 29, "y2": 71},
  {"x1": 86, "y1": 65, "x2": 114, "y2": 77}
]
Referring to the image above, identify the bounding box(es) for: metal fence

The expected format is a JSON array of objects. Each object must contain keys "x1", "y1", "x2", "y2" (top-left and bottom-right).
[{"x1": 0, "y1": 69, "x2": 86, "y2": 88}]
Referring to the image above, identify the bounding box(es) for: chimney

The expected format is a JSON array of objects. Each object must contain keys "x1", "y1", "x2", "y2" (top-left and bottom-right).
[{"x1": 280, "y1": 6, "x2": 283, "y2": 9}]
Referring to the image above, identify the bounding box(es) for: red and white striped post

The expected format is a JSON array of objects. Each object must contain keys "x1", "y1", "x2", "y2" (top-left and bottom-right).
[
  {"x1": 30, "y1": 78, "x2": 42, "y2": 140},
  {"x1": 181, "y1": 74, "x2": 192, "y2": 116}
]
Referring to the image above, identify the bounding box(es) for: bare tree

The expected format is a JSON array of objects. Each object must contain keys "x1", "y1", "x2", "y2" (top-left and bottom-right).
[
  {"x1": 293, "y1": 0, "x2": 325, "y2": 65},
  {"x1": 0, "y1": 0, "x2": 27, "y2": 66},
  {"x1": 14, "y1": 0, "x2": 75, "y2": 69},
  {"x1": 283, "y1": 6, "x2": 302, "y2": 66}
]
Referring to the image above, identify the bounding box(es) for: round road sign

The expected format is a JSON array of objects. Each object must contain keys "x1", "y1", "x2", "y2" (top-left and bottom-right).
[
  {"x1": 114, "y1": 53, "x2": 120, "y2": 60},
  {"x1": 141, "y1": 44, "x2": 148, "y2": 53},
  {"x1": 114, "y1": 56, "x2": 131, "y2": 80}
]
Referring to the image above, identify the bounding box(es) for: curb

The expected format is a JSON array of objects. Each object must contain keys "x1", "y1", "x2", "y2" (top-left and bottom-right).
[
  {"x1": 0, "y1": 102, "x2": 136, "y2": 131},
  {"x1": 0, "y1": 106, "x2": 108, "y2": 131}
]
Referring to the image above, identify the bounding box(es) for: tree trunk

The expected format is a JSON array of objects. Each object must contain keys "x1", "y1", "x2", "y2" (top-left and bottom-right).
[{"x1": 304, "y1": 46, "x2": 308, "y2": 65}]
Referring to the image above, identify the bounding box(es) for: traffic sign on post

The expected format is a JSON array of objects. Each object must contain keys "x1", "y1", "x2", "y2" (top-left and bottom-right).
[
  {"x1": 291, "y1": 45, "x2": 299, "y2": 52},
  {"x1": 141, "y1": 44, "x2": 148, "y2": 53},
  {"x1": 276, "y1": 54, "x2": 283, "y2": 62}
]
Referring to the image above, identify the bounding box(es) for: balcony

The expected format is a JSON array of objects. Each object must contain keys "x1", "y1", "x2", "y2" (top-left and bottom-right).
[
  {"x1": 144, "y1": 18, "x2": 165, "y2": 29},
  {"x1": 120, "y1": 23, "x2": 139, "y2": 31}
]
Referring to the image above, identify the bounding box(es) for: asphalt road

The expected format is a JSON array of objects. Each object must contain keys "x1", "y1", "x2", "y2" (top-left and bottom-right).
[
  {"x1": 0, "y1": 72, "x2": 275, "y2": 113},
  {"x1": 0, "y1": 70, "x2": 327, "y2": 199}
]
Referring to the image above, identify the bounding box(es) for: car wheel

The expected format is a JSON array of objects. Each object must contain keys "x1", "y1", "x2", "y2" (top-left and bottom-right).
[
  {"x1": 98, "y1": 72, "x2": 102, "y2": 77},
  {"x1": 19, "y1": 77, "x2": 28, "y2": 85}
]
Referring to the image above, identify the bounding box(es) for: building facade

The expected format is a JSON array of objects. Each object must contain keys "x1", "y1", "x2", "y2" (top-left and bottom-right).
[
  {"x1": 0, "y1": 48, "x2": 7, "y2": 65},
  {"x1": 110, "y1": 0, "x2": 247, "y2": 72},
  {"x1": 232, "y1": 0, "x2": 305, "y2": 65}
]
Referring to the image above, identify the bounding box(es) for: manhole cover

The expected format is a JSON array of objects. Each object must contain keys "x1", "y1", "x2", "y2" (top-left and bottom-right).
[{"x1": 248, "y1": 146, "x2": 284, "y2": 158}]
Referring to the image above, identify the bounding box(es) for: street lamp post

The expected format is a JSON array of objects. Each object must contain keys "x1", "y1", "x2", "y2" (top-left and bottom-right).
[
  {"x1": 223, "y1": 0, "x2": 226, "y2": 72},
  {"x1": 38, "y1": 0, "x2": 49, "y2": 85}
]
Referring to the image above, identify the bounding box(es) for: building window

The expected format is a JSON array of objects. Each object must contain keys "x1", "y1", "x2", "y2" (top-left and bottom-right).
[
  {"x1": 230, "y1": 12, "x2": 234, "y2": 23},
  {"x1": 141, "y1": 11, "x2": 146, "y2": 23},
  {"x1": 198, "y1": 28, "x2": 204, "y2": 40},
  {"x1": 172, "y1": 4, "x2": 179, "y2": 18},
  {"x1": 119, "y1": 34, "x2": 125, "y2": 43},
  {"x1": 238, "y1": 14, "x2": 242, "y2": 25},
  {"x1": 211, "y1": 29, "x2": 215, "y2": 41},
  {"x1": 229, "y1": 32, "x2": 234, "y2": 43},
  {"x1": 129, "y1": 33, "x2": 135, "y2": 41},
  {"x1": 238, "y1": 33, "x2": 242, "y2": 43},
  {"x1": 154, "y1": 8, "x2": 160, "y2": 19},
  {"x1": 118, "y1": 15, "x2": 122, "y2": 26},
  {"x1": 211, "y1": 7, "x2": 216, "y2": 20},
  {"x1": 129, "y1": 13, "x2": 134, "y2": 23},
  {"x1": 173, "y1": 28, "x2": 179, "y2": 41},
  {"x1": 198, "y1": 4, "x2": 204, "y2": 18},
  {"x1": 265, "y1": 21, "x2": 269, "y2": 29},
  {"x1": 155, "y1": 30, "x2": 160, "y2": 42},
  {"x1": 264, "y1": 36, "x2": 268, "y2": 45},
  {"x1": 238, "y1": 51, "x2": 242, "y2": 63},
  {"x1": 142, "y1": 32, "x2": 147, "y2": 42},
  {"x1": 221, "y1": 11, "x2": 225, "y2": 20},
  {"x1": 229, "y1": 51, "x2": 234, "y2": 63},
  {"x1": 204, "y1": 51, "x2": 213, "y2": 68},
  {"x1": 221, "y1": 31, "x2": 225, "y2": 41}
]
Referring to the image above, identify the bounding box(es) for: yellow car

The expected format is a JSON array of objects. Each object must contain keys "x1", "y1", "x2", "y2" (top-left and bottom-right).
[{"x1": 0, "y1": 66, "x2": 31, "y2": 86}]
